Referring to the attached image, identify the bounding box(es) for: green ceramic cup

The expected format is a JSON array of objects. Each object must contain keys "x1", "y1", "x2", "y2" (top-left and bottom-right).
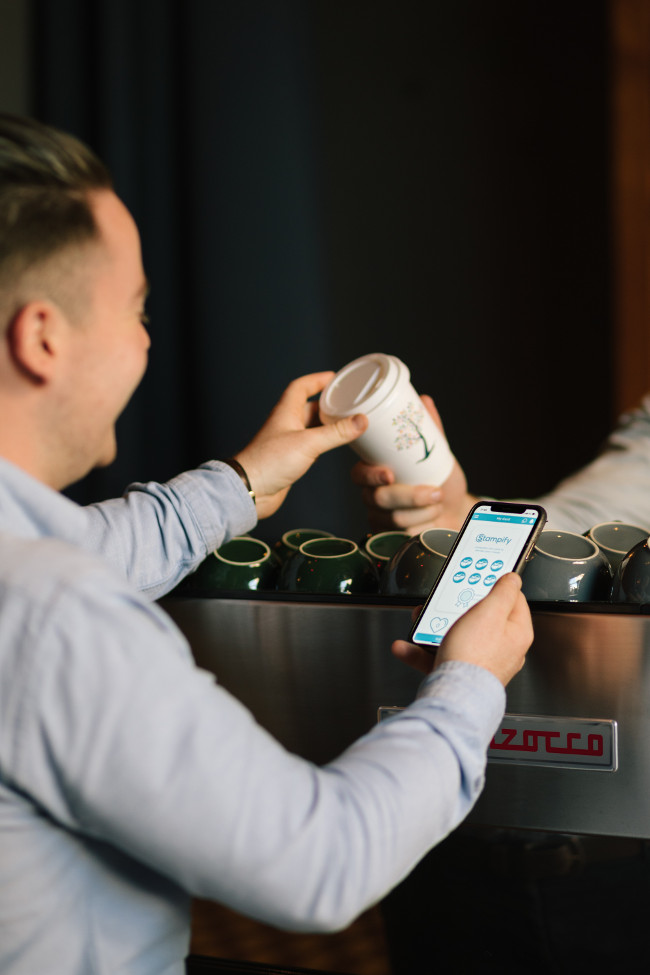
[
  {"x1": 183, "y1": 536, "x2": 281, "y2": 594},
  {"x1": 380, "y1": 528, "x2": 458, "y2": 597},
  {"x1": 279, "y1": 536, "x2": 379, "y2": 595},
  {"x1": 273, "y1": 527, "x2": 335, "y2": 564},
  {"x1": 365, "y1": 530, "x2": 411, "y2": 581}
]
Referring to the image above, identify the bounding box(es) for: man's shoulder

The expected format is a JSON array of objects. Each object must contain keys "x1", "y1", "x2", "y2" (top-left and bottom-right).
[
  {"x1": 0, "y1": 531, "x2": 132, "y2": 605},
  {"x1": 0, "y1": 530, "x2": 184, "y2": 668}
]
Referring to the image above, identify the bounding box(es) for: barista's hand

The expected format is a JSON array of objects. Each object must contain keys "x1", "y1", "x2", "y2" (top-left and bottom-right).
[
  {"x1": 234, "y1": 372, "x2": 367, "y2": 520},
  {"x1": 392, "y1": 573, "x2": 533, "y2": 687},
  {"x1": 350, "y1": 394, "x2": 476, "y2": 533}
]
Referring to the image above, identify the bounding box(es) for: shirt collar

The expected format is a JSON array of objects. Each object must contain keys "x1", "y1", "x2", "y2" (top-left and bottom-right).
[{"x1": 0, "y1": 457, "x2": 89, "y2": 546}]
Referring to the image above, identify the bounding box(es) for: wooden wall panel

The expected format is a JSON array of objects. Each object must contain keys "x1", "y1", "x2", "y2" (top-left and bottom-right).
[{"x1": 611, "y1": 0, "x2": 650, "y2": 413}]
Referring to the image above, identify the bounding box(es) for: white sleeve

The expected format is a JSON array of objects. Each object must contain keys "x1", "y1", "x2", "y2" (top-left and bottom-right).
[{"x1": 532, "y1": 395, "x2": 650, "y2": 533}]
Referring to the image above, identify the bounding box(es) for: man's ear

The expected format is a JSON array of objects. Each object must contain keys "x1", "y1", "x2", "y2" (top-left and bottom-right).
[{"x1": 7, "y1": 301, "x2": 66, "y2": 383}]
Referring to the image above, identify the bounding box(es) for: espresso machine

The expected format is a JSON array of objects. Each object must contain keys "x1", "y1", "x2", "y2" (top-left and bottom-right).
[{"x1": 161, "y1": 591, "x2": 650, "y2": 839}]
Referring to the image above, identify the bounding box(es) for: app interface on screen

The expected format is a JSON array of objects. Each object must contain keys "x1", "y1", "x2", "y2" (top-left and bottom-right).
[{"x1": 412, "y1": 506, "x2": 540, "y2": 646}]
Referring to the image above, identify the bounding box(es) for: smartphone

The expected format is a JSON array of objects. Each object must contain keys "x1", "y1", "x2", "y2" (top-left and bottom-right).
[{"x1": 409, "y1": 500, "x2": 547, "y2": 648}]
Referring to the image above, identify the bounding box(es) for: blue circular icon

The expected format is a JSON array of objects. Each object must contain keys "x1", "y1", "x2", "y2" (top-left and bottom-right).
[
  {"x1": 459, "y1": 556, "x2": 473, "y2": 569},
  {"x1": 453, "y1": 571, "x2": 466, "y2": 583},
  {"x1": 468, "y1": 573, "x2": 481, "y2": 585},
  {"x1": 484, "y1": 574, "x2": 497, "y2": 587},
  {"x1": 491, "y1": 560, "x2": 504, "y2": 572},
  {"x1": 476, "y1": 558, "x2": 488, "y2": 570}
]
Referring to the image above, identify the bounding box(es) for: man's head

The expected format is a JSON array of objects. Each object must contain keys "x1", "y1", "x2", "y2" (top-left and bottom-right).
[
  {"x1": 0, "y1": 115, "x2": 150, "y2": 489},
  {"x1": 0, "y1": 114, "x2": 112, "y2": 329}
]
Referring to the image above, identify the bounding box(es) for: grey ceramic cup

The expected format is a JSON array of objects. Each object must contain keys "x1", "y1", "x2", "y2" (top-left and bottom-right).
[
  {"x1": 278, "y1": 536, "x2": 379, "y2": 595},
  {"x1": 612, "y1": 537, "x2": 650, "y2": 603},
  {"x1": 584, "y1": 521, "x2": 649, "y2": 571},
  {"x1": 380, "y1": 528, "x2": 458, "y2": 597},
  {"x1": 521, "y1": 530, "x2": 612, "y2": 602}
]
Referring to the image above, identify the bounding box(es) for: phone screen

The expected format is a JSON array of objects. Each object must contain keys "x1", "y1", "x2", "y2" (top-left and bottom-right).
[{"x1": 410, "y1": 503, "x2": 545, "y2": 647}]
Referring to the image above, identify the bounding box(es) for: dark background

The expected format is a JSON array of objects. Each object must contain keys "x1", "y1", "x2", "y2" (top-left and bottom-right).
[{"x1": 7, "y1": 0, "x2": 613, "y2": 544}]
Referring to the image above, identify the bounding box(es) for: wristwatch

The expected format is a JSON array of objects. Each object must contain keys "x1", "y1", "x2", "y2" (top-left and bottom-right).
[{"x1": 221, "y1": 457, "x2": 256, "y2": 505}]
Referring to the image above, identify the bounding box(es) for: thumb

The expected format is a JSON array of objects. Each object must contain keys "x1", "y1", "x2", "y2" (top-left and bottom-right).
[
  {"x1": 312, "y1": 413, "x2": 368, "y2": 455},
  {"x1": 476, "y1": 572, "x2": 521, "y2": 609},
  {"x1": 473, "y1": 573, "x2": 524, "y2": 622}
]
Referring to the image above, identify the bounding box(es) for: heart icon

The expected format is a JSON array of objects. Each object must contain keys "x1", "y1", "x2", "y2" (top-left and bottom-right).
[{"x1": 430, "y1": 616, "x2": 449, "y2": 634}]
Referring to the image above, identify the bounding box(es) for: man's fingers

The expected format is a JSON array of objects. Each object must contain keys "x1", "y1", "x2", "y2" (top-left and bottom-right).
[
  {"x1": 490, "y1": 570, "x2": 522, "y2": 596},
  {"x1": 474, "y1": 573, "x2": 523, "y2": 616},
  {"x1": 386, "y1": 505, "x2": 442, "y2": 531},
  {"x1": 435, "y1": 572, "x2": 534, "y2": 686},
  {"x1": 282, "y1": 371, "x2": 336, "y2": 403},
  {"x1": 361, "y1": 491, "x2": 445, "y2": 532},
  {"x1": 391, "y1": 639, "x2": 436, "y2": 675},
  {"x1": 259, "y1": 372, "x2": 336, "y2": 432},
  {"x1": 266, "y1": 372, "x2": 335, "y2": 427},
  {"x1": 308, "y1": 413, "x2": 368, "y2": 455},
  {"x1": 303, "y1": 399, "x2": 321, "y2": 428},
  {"x1": 510, "y1": 591, "x2": 534, "y2": 631},
  {"x1": 364, "y1": 482, "x2": 443, "y2": 510},
  {"x1": 501, "y1": 577, "x2": 535, "y2": 638},
  {"x1": 350, "y1": 462, "x2": 395, "y2": 488}
]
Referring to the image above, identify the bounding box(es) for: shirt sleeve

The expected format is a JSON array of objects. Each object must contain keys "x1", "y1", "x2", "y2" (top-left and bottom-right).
[
  {"x1": 528, "y1": 395, "x2": 650, "y2": 533},
  {"x1": 9, "y1": 560, "x2": 505, "y2": 934},
  {"x1": 81, "y1": 462, "x2": 257, "y2": 598}
]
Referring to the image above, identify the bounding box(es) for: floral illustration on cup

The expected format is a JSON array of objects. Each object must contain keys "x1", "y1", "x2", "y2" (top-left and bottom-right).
[{"x1": 392, "y1": 401, "x2": 434, "y2": 462}]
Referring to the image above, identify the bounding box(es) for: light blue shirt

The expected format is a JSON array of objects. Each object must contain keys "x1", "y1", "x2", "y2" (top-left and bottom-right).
[{"x1": 0, "y1": 457, "x2": 505, "y2": 975}]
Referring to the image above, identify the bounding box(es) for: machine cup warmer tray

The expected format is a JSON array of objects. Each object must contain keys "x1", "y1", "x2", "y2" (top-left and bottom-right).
[{"x1": 160, "y1": 592, "x2": 650, "y2": 840}]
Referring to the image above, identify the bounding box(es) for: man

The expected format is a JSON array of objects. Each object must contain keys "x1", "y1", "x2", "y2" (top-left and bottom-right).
[{"x1": 0, "y1": 113, "x2": 534, "y2": 975}]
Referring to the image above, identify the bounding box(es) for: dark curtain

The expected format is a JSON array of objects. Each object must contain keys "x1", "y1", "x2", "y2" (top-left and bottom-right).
[{"x1": 32, "y1": 0, "x2": 612, "y2": 545}]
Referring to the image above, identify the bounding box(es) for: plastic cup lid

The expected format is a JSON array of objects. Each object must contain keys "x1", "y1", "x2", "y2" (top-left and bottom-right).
[{"x1": 320, "y1": 353, "x2": 406, "y2": 417}]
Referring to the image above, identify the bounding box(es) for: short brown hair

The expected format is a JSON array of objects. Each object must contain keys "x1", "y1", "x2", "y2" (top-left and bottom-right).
[{"x1": 0, "y1": 114, "x2": 113, "y2": 327}]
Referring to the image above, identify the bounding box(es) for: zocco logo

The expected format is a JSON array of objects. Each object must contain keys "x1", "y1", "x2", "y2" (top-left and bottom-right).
[
  {"x1": 378, "y1": 709, "x2": 618, "y2": 771},
  {"x1": 475, "y1": 533, "x2": 512, "y2": 545},
  {"x1": 490, "y1": 728, "x2": 604, "y2": 757},
  {"x1": 487, "y1": 715, "x2": 618, "y2": 770}
]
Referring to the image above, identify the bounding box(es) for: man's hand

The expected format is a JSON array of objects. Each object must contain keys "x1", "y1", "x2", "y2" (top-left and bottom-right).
[
  {"x1": 392, "y1": 573, "x2": 533, "y2": 687},
  {"x1": 234, "y1": 372, "x2": 368, "y2": 520},
  {"x1": 350, "y1": 394, "x2": 477, "y2": 533}
]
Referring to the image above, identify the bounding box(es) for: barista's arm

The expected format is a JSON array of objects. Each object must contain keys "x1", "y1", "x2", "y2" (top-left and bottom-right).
[
  {"x1": 355, "y1": 392, "x2": 650, "y2": 536},
  {"x1": 535, "y1": 394, "x2": 650, "y2": 532}
]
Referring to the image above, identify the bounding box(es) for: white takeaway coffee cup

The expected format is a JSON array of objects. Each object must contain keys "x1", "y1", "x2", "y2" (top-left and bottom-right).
[{"x1": 319, "y1": 353, "x2": 455, "y2": 485}]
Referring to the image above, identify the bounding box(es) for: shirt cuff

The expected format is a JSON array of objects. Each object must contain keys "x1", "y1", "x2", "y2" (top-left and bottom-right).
[{"x1": 415, "y1": 660, "x2": 506, "y2": 739}]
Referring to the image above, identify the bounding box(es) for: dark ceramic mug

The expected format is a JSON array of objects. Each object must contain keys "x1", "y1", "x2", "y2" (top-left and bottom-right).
[
  {"x1": 612, "y1": 537, "x2": 650, "y2": 604},
  {"x1": 521, "y1": 530, "x2": 612, "y2": 602},
  {"x1": 584, "y1": 521, "x2": 649, "y2": 572},
  {"x1": 279, "y1": 536, "x2": 379, "y2": 595},
  {"x1": 364, "y1": 530, "x2": 411, "y2": 578},
  {"x1": 273, "y1": 527, "x2": 335, "y2": 564},
  {"x1": 380, "y1": 528, "x2": 458, "y2": 597},
  {"x1": 183, "y1": 536, "x2": 281, "y2": 594}
]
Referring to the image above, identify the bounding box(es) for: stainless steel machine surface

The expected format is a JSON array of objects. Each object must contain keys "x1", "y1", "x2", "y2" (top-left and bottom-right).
[{"x1": 161, "y1": 594, "x2": 650, "y2": 839}]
